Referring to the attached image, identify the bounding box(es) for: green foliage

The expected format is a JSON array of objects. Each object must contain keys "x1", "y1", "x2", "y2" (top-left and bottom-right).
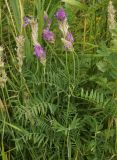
[{"x1": 0, "y1": 0, "x2": 117, "y2": 160}]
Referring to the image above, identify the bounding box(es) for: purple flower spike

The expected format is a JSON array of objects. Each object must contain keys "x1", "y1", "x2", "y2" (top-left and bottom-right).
[
  {"x1": 43, "y1": 28, "x2": 55, "y2": 43},
  {"x1": 34, "y1": 44, "x2": 46, "y2": 64},
  {"x1": 66, "y1": 32, "x2": 74, "y2": 43},
  {"x1": 55, "y1": 8, "x2": 66, "y2": 21},
  {"x1": 23, "y1": 17, "x2": 30, "y2": 27}
]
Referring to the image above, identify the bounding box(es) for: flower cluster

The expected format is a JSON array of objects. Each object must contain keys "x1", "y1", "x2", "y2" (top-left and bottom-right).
[
  {"x1": 43, "y1": 12, "x2": 55, "y2": 43},
  {"x1": 43, "y1": 27, "x2": 55, "y2": 43},
  {"x1": 56, "y1": 8, "x2": 66, "y2": 21},
  {"x1": 34, "y1": 43, "x2": 46, "y2": 64},
  {"x1": 23, "y1": 17, "x2": 46, "y2": 65},
  {"x1": 23, "y1": 17, "x2": 30, "y2": 27},
  {"x1": 55, "y1": 8, "x2": 74, "y2": 51},
  {"x1": 0, "y1": 47, "x2": 7, "y2": 88},
  {"x1": 23, "y1": 8, "x2": 74, "y2": 65}
]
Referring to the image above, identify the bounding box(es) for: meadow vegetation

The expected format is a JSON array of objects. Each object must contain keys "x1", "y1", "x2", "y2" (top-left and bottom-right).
[{"x1": 0, "y1": 0, "x2": 117, "y2": 159}]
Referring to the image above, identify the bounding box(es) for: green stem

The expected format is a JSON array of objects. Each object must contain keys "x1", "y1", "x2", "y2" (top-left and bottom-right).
[
  {"x1": 67, "y1": 131, "x2": 71, "y2": 160},
  {"x1": 43, "y1": 64, "x2": 46, "y2": 99},
  {"x1": 72, "y1": 51, "x2": 76, "y2": 84},
  {"x1": 73, "y1": 51, "x2": 80, "y2": 84}
]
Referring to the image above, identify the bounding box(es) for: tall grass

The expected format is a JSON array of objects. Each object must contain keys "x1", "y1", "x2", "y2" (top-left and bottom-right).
[{"x1": 1, "y1": 0, "x2": 117, "y2": 159}]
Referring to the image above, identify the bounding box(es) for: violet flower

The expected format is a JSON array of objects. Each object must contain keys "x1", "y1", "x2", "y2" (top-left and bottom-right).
[
  {"x1": 55, "y1": 8, "x2": 74, "y2": 51},
  {"x1": 55, "y1": 8, "x2": 66, "y2": 21},
  {"x1": 66, "y1": 32, "x2": 74, "y2": 43},
  {"x1": 63, "y1": 32, "x2": 74, "y2": 51},
  {"x1": 43, "y1": 28, "x2": 55, "y2": 43},
  {"x1": 34, "y1": 43, "x2": 46, "y2": 64},
  {"x1": 23, "y1": 17, "x2": 30, "y2": 27}
]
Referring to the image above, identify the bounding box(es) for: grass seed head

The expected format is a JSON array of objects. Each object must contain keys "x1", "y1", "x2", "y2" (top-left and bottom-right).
[
  {"x1": 16, "y1": 35, "x2": 25, "y2": 73},
  {"x1": 108, "y1": 0, "x2": 116, "y2": 31}
]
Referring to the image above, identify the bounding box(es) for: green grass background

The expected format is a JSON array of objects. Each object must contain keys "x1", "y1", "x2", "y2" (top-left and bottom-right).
[{"x1": 0, "y1": 0, "x2": 117, "y2": 159}]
